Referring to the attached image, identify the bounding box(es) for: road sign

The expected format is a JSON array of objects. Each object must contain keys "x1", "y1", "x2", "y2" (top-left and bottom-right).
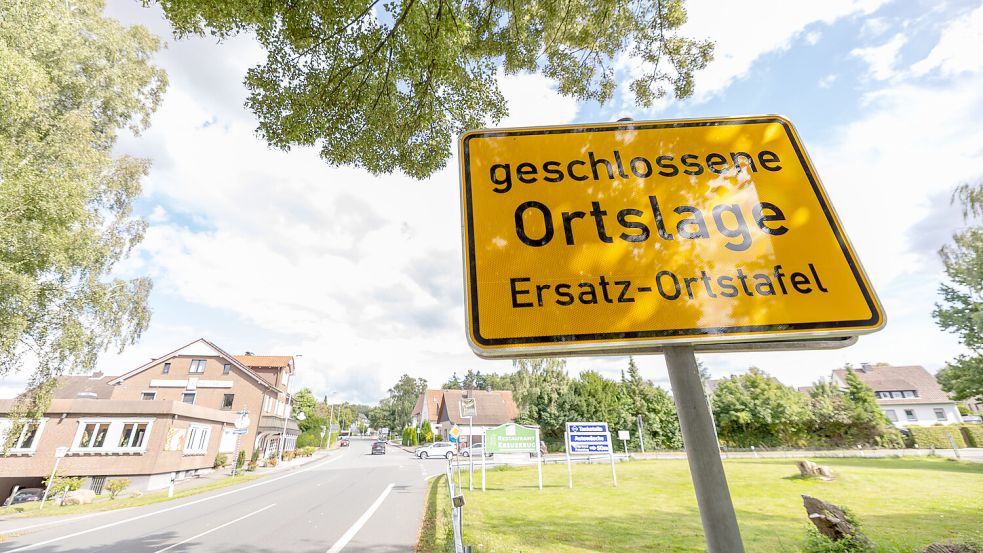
[
  {"x1": 484, "y1": 423, "x2": 537, "y2": 453},
  {"x1": 617, "y1": 430, "x2": 630, "y2": 440},
  {"x1": 449, "y1": 425, "x2": 461, "y2": 443},
  {"x1": 329, "y1": 424, "x2": 340, "y2": 433},
  {"x1": 460, "y1": 397, "x2": 477, "y2": 418},
  {"x1": 566, "y1": 422, "x2": 613, "y2": 454},
  {"x1": 458, "y1": 116, "x2": 884, "y2": 358}
]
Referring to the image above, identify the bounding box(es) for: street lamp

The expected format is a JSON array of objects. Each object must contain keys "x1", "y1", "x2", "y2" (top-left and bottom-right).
[{"x1": 40, "y1": 446, "x2": 69, "y2": 510}]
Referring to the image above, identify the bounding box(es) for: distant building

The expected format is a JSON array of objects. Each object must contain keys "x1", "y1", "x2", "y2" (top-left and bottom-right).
[
  {"x1": 414, "y1": 389, "x2": 520, "y2": 446},
  {"x1": 410, "y1": 389, "x2": 445, "y2": 429},
  {"x1": 831, "y1": 364, "x2": 963, "y2": 428},
  {"x1": 0, "y1": 338, "x2": 301, "y2": 501}
]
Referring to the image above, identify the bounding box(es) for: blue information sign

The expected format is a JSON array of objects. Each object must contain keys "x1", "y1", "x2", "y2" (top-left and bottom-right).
[{"x1": 566, "y1": 422, "x2": 613, "y2": 454}]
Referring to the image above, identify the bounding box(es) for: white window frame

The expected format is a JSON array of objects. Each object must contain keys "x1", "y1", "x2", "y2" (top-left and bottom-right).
[
  {"x1": 184, "y1": 424, "x2": 212, "y2": 455},
  {"x1": 71, "y1": 418, "x2": 154, "y2": 454},
  {"x1": 883, "y1": 409, "x2": 898, "y2": 422},
  {"x1": 905, "y1": 409, "x2": 917, "y2": 421},
  {"x1": 117, "y1": 421, "x2": 151, "y2": 449},
  {"x1": 181, "y1": 392, "x2": 197, "y2": 405},
  {"x1": 934, "y1": 408, "x2": 947, "y2": 421},
  {"x1": 142, "y1": 391, "x2": 157, "y2": 401},
  {"x1": 223, "y1": 363, "x2": 231, "y2": 375},
  {"x1": 189, "y1": 359, "x2": 206, "y2": 374},
  {"x1": 0, "y1": 418, "x2": 48, "y2": 454},
  {"x1": 902, "y1": 390, "x2": 915, "y2": 398}
]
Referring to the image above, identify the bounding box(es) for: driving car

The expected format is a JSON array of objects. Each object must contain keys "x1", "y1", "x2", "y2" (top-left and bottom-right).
[
  {"x1": 2, "y1": 487, "x2": 43, "y2": 507},
  {"x1": 461, "y1": 442, "x2": 492, "y2": 458},
  {"x1": 339, "y1": 437, "x2": 350, "y2": 447},
  {"x1": 371, "y1": 440, "x2": 386, "y2": 455},
  {"x1": 415, "y1": 441, "x2": 457, "y2": 459}
]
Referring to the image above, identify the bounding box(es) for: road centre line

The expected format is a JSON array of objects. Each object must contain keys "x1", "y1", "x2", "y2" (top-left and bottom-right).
[
  {"x1": 325, "y1": 483, "x2": 395, "y2": 553},
  {"x1": 154, "y1": 503, "x2": 276, "y2": 552},
  {"x1": 3, "y1": 450, "x2": 347, "y2": 552}
]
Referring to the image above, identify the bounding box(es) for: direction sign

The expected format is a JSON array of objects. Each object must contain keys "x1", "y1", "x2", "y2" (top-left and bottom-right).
[
  {"x1": 458, "y1": 116, "x2": 884, "y2": 358},
  {"x1": 232, "y1": 428, "x2": 248, "y2": 435},
  {"x1": 460, "y1": 397, "x2": 477, "y2": 418},
  {"x1": 566, "y1": 422, "x2": 612, "y2": 454},
  {"x1": 484, "y1": 423, "x2": 537, "y2": 454},
  {"x1": 449, "y1": 425, "x2": 461, "y2": 443},
  {"x1": 618, "y1": 430, "x2": 630, "y2": 440}
]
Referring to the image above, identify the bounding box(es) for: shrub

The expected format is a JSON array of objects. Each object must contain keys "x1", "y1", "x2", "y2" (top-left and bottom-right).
[
  {"x1": 267, "y1": 454, "x2": 278, "y2": 467},
  {"x1": 875, "y1": 427, "x2": 905, "y2": 449},
  {"x1": 959, "y1": 424, "x2": 983, "y2": 448},
  {"x1": 420, "y1": 420, "x2": 434, "y2": 443},
  {"x1": 296, "y1": 431, "x2": 321, "y2": 448},
  {"x1": 213, "y1": 453, "x2": 228, "y2": 468},
  {"x1": 908, "y1": 426, "x2": 967, "y2": 449},
  {"x1": 402, "y1": 427, "x2": 419, "y2": 446},
  {"x1": 43, "y1": 473, "x2": 83, "y2": 494},
  {"x1": 957, "y1": 404, "x2": 971, "y2": 416},
  {"x1": 236, "y1": 450, "x2": 246, "y2": 470},
  {"x1": 105, "y1": 478, "x2": 130, "y2": 500}
]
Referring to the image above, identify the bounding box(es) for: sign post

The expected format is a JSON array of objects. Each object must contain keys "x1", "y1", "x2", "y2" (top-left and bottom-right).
[
  {"x1": 231, "y1": 409, "x2": 250, "y2": 477},
  {"x1": 457, "y1": 116, "x2": 886, "y2": 553},
  {"x1": 461, "y1": 396, "x2": 477, "y2": 491},
  {"x1": 565, "y1": 422, "x2": 616, "y2": 487},
  {"x1": 618, "y1": 430, "x2": 630, "y2": 456},
  {"x1": 484, "y1": 423, "x2": 541, "y2": 490}
]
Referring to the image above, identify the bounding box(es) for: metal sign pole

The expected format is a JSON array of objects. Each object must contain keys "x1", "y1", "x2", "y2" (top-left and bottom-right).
[
  {"x1": 481, "y1": 429, "x2": 486, "y2": 492},
  {"x1": 608, "y1": 432, "x2": 618, "y2": 487},
  {"x1": 665, "y1": 344, "x2": 745, "y2": 553},
  {"x1": 564, "y1": 430, "x2": 573, "y2": 489},
  {"x1": 468, "y1": 415, "x2": 474, "y2": 491},
  {"x1": 535, "y1": 428, "x2": 543, "y2": 490},
  {"x1": 637, "y1": 414, "x2": 645, "y2": 453}
]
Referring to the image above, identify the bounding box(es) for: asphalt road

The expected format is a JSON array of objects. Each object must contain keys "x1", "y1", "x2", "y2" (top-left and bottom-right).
[{"x1": 0, "y1": 438, "x2": 446, "y2": 553}]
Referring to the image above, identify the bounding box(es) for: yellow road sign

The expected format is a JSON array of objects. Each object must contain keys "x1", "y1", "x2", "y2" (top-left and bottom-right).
[{"x1": 458, "y1": 116, "x2": 885, "y2": 358}]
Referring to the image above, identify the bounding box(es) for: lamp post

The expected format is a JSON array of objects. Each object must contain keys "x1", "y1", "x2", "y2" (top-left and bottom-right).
[{"x1": 40, "y1": 446, "x2": 69, "y2": 510}]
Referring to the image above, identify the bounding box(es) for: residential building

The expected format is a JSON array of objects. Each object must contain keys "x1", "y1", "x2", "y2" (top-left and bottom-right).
[
  {"x1": 410, "y1": 389, "x2": 445, "y2": 429},
  {"x1": 0, "y1": 338, "x2": 302, "y2": 501},
  {"x1": 831, "y1": 364, "x2": 963, "y2": 428},
  {"x1": 426, "y1": 389, "x2": 519, "y2": 446}
]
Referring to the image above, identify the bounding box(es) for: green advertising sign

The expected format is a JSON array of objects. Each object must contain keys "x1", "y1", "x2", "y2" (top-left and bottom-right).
[{"x1": 485, "y1": 423, "x2": 537, "y2": 453}]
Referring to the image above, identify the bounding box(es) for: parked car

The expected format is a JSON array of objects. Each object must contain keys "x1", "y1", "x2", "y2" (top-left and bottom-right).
[
  {"x1": 461, "y1": 443, "x2": 492, "y2": 458},
  {"x1": 416, "y1": 442, "x2": 457, "y2": 460},
  {"x1": 339, "y1": 438, "x2": 350, "y2": 447},
  {"x1": 3, "y1": 487, "x2": 43, "y2": 507},
  {"x1": 371, "y1": 440, "x2": 387, "y2": 455}
]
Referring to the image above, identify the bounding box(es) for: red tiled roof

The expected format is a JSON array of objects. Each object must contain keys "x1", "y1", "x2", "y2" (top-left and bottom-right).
[
  {"x1": 412, "y1": 390, "x2": 444, "y2": 421},
  {"x1": 437, "y1": 390, "x2": 519, "y2": 426}
]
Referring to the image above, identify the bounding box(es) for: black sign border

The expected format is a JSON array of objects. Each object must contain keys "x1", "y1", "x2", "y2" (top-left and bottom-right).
[{"x1": 461, "y1": 117, "x2": 881, "y2": 347}]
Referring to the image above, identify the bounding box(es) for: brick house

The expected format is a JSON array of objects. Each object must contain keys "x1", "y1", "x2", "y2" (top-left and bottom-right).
[{"x1": 0, "y1": 338, "x2": 301, "y2": 501}]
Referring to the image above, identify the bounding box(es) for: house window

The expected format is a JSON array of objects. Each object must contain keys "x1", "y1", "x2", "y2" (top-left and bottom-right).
[
  {"x1": 905, "y1": 409, "x2": 917, "y2": 421},
  {"x1": 221, "y1": 394, "x2": 234, "y2": 410},
  {"x1": 142, "y1": 392, "x2": 156, "y2": 401},
  {"x1": 902, "y1": 390, "x2": 916, "y2": 398},
  {"x1": 891, "y1": 391, "x2": 903, "y2": 399},
  {"x1": 189, "y1": 360, "x2": 206, "y2": 374},
  {"x1": 184, "y1": 425, "x2": 211, "y2": 454},
  {"x1": 162, "y1": 362, "x2": 171, "y2": 374},
  {"x1": 0, "y1": 419, "x2": 47, "y2": 452},
  {"x1": 883, "y1": 409, "x2": 898, "y2": 422},
  {"x1": 118, "y1": 423, "x2": 148, "y2": 448},
  {"x1": 223, "y1": 364, "x2": 231, "y2": 375},
  {"x1": 78, "y1": 422, "x2": 110, "y2": 448},
  {"x1": 934, "y1": 408, "x2": 947, "y2": 421},
  {"x1": 182, "y1": 392, "x2": 196, "y2": 405}
]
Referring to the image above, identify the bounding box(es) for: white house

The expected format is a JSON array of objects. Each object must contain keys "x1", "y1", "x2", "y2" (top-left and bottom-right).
[{"x1": 831, "y1": 364, "x2": 963, "y2": 428}]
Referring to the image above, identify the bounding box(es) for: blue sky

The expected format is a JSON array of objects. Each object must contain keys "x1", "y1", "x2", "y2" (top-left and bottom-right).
[{"x1": 3, "y1": 0, "x2": 983, "y2": 403}]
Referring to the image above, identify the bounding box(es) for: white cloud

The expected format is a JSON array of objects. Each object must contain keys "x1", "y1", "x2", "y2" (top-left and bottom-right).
[
  {"x1": 805, "y1": 31, "x2": 823, "y2": 45},
  {"x1": 818, "y1": 74, "x2": 839, "y2": 88},
  {"x1": 681, "y1": 0, "x2": 889, "y2": 102},
  {"x1": 850, "y1": 33, "x2": 907, "y2": 80},
  {"x1": 910, "y1": 3, "x2": 983, "y2": 77}
]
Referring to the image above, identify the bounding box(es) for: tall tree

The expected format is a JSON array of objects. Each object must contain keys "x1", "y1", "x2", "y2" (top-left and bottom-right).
[
  {"x1": 151, "y1": 0, "x2": 713, "y2": 178},
  {"x1": 935, "y1": 183, "x2": 983, "y2": 401},
  {"x1": 0, "y1": 0, "x2": 167, "y2": 440},
  {"x1": 710, "y1": 368, "x2": 809, "y2": 448}
]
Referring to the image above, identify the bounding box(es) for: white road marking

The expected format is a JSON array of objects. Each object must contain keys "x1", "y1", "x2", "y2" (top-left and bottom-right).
[
  {"x1": 325, "y1": 483, "x2": 395, "y2": 553},
  {"x1": 154, "y1": 503, "x2": 276, "y2": 552},
  {"x1": 0, "y1": 510, "x2": 120, "y2": 536},
  {"x1": 4, "y1": 450, "x2": 347, "y2": 552}
]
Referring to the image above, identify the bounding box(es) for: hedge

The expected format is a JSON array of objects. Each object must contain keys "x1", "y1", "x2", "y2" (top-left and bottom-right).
[
  {"x1": 908, "y1": 425, "x2": 967, "y2": 449},
  {"x1": 958, "y1": 424, "x2": 983, "y2": 448}
]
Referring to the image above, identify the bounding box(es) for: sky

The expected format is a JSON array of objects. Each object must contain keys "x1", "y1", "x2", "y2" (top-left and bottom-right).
[{"x1": 3, "y1": 0, "x2": 983, "y2": 404}]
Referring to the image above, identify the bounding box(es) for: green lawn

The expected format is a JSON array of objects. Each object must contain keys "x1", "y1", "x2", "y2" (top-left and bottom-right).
[{"x1": 423, "y1": 457, "x2": 983, "y2": 553}]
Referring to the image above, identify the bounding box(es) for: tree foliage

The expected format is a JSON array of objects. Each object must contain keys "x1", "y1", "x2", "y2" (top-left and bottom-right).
[
  {"x1": 150, "y1": 0, "x2": 713, "y2": 178},
  {"x1": 0, "y1": 0, "x2": 167, "y2": 442},
  {"x1": 370, "y1": 374, "x2": 428, "y2": 430},
  {"x1": 711, "y1": 368, "x2": 809, "y2": 448},
  {"x1": 934, "y1": 182, "x2": 983, "y2": 401}
]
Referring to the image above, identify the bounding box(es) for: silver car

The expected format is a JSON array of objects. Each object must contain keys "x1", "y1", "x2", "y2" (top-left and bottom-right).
[{"x1": 415, "y1": 442, "x2": 457, "y2": 459}]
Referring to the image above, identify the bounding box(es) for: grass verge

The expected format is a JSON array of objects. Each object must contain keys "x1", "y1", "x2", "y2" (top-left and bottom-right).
[
  {"x1": 0, "y1": 473, "x2": 263, "y2": 522},
  {"x1": 452, "y1": 457, "x2": 983, "y2": 552},
  {"x1": 417, "y1": 475, "x2": 455, "y2": 553}
]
